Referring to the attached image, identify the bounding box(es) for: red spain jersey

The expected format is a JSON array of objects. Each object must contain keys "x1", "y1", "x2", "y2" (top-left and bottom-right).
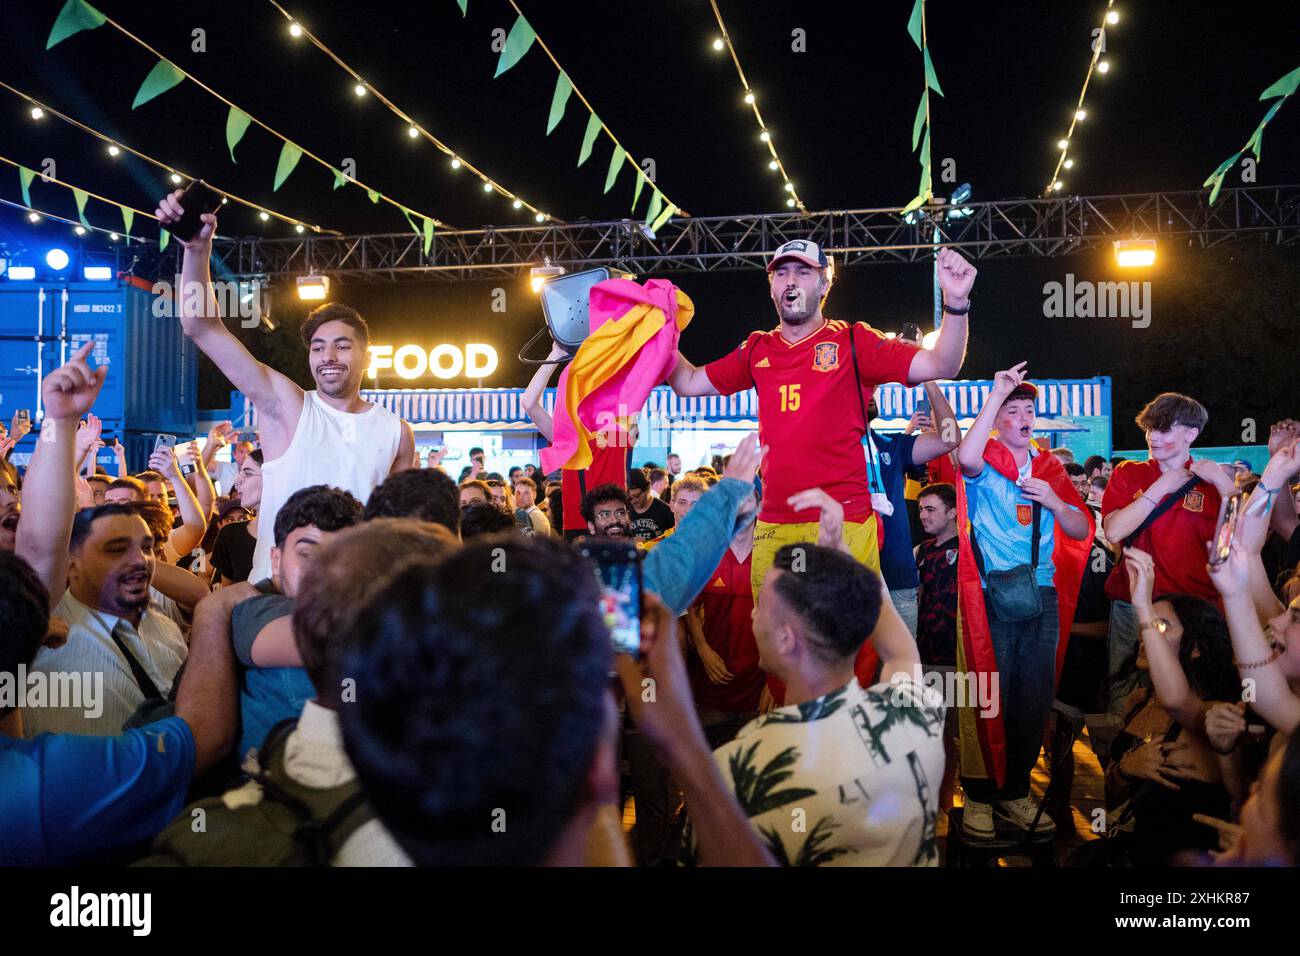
[
  {"x1": 704, "y1": 318, "x2": 918, "y2": 523},
  {"x1": 687, "y1": 546, "x2": 764, "y2": 714},
  {"x1": 560, "y1": 438, "x2": 629, "y2": 532},
  {"x1": 1100, "y1": 457, "x2": 1221, "y2": 604}
]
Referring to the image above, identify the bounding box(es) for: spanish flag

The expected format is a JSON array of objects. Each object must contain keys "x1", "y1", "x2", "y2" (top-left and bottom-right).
[
  {"x1": 954, "y1": 439, "x2": 1093, "y2": 787},
  {"x1": 540, "y1": 278, "x2": 693, "y2": 475}
]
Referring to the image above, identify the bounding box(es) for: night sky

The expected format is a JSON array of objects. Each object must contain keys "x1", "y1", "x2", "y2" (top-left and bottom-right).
[{"x1": 1, "y1": 0, "x2": 1297, "y2": 448}]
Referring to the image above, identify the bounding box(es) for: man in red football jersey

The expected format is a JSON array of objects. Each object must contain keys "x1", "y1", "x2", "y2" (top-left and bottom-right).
[{"x1": 667, "y1": 239, "x2": 975, "y2": 591}]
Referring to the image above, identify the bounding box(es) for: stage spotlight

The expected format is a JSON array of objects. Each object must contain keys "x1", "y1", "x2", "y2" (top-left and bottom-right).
[
  {"x1": 529, "y1": 260, "x2": 566, "y2": 294},
  {"x1": 1114, "y1": 238, "x2": 1156, "y2": 268},
  {"x1": 46, "y1": 248, "x2": 70, "y2": 271},
  {"x1": 83, "y1": 266, "x2": 113, "y2": 280},
  {"x1": 7, "y1": 266, "x2": 36, "y2": 280},
  {"x1": 296, "y1": 274, "x2": 330, "y2": 301}
]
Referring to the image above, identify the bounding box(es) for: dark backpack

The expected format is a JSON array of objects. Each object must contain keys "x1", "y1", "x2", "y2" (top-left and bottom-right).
[{"x1": 137, "y1": 719, "x2": 375, "y2": 867}]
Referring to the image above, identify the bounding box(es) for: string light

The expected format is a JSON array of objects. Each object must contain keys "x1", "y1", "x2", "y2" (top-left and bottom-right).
[
  {"x1": 708, "y1": 0, "x2": 806, "y2": 212},
  {"x1": 259, "y1": 212, "x2": 270, "y2": 221},
  {"x1": 535, "y1": 212, "x2": 546, "y2": 222},
  {"x1": 170, "y1": 173, "x2": 182, "y2": 184},
  {"x1": 264, "y1": 0, "x2": 543, "y2": 221},
  {"x1": 30, "y1": 107, "x2": 43, "y2": 120},
  {"x1": 110, "y1": 232, "x2": 119, "y2": 240},
  {"x1": 450, "y1": 158, "x2": 461, "y2": 170},
  {"x1": 28, "y1": 212, "x2": 40, "y2": 223},
  {"x1": 512, "y1": 199, "x2": 522, "y2": 209},
  {"x1": 0, "y1": 81, "x2": 339, "y2": 236},
  {"x1": 295, "y1": 224, "x2": 305, "y2": 233},
  {"x1": 289, "y1": 22, "x2": 302, "y2": 37},
  {"x1": 74, "y1": 225, "x2": 86, "y2": 235},
  {"x1": 86, "y1": 8, "x2": 451, "y2": 227},
  {"x1": 1042, "y1": 1, "x2": 1120, "y2": 196}
]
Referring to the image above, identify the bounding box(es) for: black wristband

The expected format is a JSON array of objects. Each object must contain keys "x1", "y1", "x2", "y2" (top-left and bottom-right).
[{"x1": 942, "y1": 300, "x2": 971, "y2": 316}]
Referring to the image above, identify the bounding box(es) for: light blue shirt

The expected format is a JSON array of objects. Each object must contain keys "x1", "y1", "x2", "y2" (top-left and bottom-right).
[{"x1": 966, "y1": 450, "x2": 1072, "y2": 589}]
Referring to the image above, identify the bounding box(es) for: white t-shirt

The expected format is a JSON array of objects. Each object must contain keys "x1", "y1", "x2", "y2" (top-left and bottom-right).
[
  {"x1": 686, "y1": 675, "x2": 946, "y2": 866},
  {"x1": 249, "y1": 391, "x2": 403, "y2": 581}
]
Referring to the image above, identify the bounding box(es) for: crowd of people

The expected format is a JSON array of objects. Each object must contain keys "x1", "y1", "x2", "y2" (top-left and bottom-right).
[{"x1": 0, "y1": 197, "x2": 1296, "y2": 869}]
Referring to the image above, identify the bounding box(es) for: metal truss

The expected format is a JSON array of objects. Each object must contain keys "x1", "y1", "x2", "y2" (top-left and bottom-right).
[{"x1": 127, "y1": 185, "x2": 1300, "y2": 284}]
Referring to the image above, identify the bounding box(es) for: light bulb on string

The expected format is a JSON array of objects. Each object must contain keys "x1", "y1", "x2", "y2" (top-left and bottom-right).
[
  {"x1": 712, "y1": 37, "x2": 724, "y2": 51},
  {"x1": 289, "y1": 23, "x2": 303, "y2": 38},
  {"x1": 30, "y1": 107, "x2": 44, "y2": 120}
]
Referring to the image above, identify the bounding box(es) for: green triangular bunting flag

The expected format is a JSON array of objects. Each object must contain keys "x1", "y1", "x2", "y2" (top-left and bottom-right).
[
  {"x1": 919, "y1": 128, "x2": 930, "y2": 166},
  {"x1": 226, "y1": 107, "x2": 251, "y2": 163},
  {"x1": 401, "y1": 208, "x2": 419, "y2": 235},
  {"x1": 923, "y1": 48, "x2": 943, "y2": 97},
  {"x1": 366, "y1": 188, "x2": 380, "y2": 204},
  {"x1": 273, "y1": 142, "x2": 303, "y2": 191},
  {"x1": 577, "y1": 113, "x2": 601, "y2": 167},
  {"x1": 332, "y1": 168, "x2": 347, "y2": 190},
  {"x1": 632, "y1": 171, "x2": 646, "y2": 213},
  {"x1": 18, "y1": 166, "x2": 36, "y2": 208},
  {"x1": 423, "y1": 217, "x2": 435, "y2": 256},
  {"x1": 643, "y1": 190, "x2": 663, "y2": 228},
  {"x1": 651, "y1": 202, "x2": 676, "y2": 234},
  {"x1": 911, "y1": 91, "x2": 927, "y2": 151},
  {"x1": 73, "y1": 188, "x2": 91, "y2": 227},
  {"x1": 1260, "y1": 66, "x2": 1300, "y2": 100},
  {"x1": 604, "y1": 145, "x2": 626, "y2": 194},
  {"x1": 901, "y1": 193, "x2": 927, "y2": 214},
  {"x1": 1208, "y1": 172, "x2": 1226, "y2": 205},
  {"x1": 455, "y1": 0, "x2": 468, "y2": 15},
  {"x1": 47, "y1": 0, "x2": 106, "y2": 50},
  {"x1": 122, "y1": 207, "x2": 134, "y2": 237},
  {"x1": 132, "y1": 60, "x2": 185, "y2": 110},
  {"x1": 1204, "y1": 153, "x2": 1239, "y2": 187},
  {"x1": 906, "y1": 0, "x2": 923, "y2": 50},
  {"x1": 547, "y1": 72, "x2": 573, "y2": 135},
  {"x1": 494, "y1": 14, "x2": 536, "y2": 78},
  {"x1": 159, "y1": 228, "x2": 170, "y2": 252}
]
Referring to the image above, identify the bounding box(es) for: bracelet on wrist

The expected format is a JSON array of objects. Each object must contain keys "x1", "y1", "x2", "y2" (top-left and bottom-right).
[{"x1": 1235, "y1": 646, "x2": 1283, "y2": 670}]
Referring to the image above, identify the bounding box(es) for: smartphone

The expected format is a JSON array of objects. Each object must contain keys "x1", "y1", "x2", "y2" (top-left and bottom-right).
[
  {"x1": 169, "y1": 180, "x2": 223, "y2": 243},
  {"x1": 235, "y1": 429, "x2": 257, "y2": 443},
  {"x1": 900, "y1": 323, "x2": 922, "y2": 344},
  {"x1": 16, "y1": 409, "x2": 30, "y2": 425},
  {"x1": 579, "y1": 541, "x2": 644, "y2": 658},
  {"x1": 153, "y1": 433, "x2": 177, "y2": 456},
  {"x1": 915, "y1": 397, "x2": 932, "y2": 417},
  {"x1": 1210, "y1": 491, "x2": 1245, "y2": 566}
]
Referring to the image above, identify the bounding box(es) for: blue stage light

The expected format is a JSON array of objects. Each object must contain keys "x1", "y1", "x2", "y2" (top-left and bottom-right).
[
  {"x1": 46, "y1": 248, "x2": 70, "y2": 271},
  {"x1": 83, "y1": 266, "x2": 113, "y2": 281},
  {"x1": 7, "y1": 266, "x2": 36, "y2": 280}
]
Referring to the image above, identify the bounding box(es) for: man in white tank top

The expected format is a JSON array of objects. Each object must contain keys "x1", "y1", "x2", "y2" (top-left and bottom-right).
[{"x1": 156, "y1": 192, "x2": 415, "y2": 582}]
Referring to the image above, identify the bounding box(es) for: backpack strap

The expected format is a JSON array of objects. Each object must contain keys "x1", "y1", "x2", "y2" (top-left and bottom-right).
[
  {"x1": 249, "y1": 718, "x2": 377, "y2": 865},
  {"x1": 1124, "y1": 477, "x2": 1200, "y2": 548},
  {"x1": 848, "y1": 324, "x2": 884, "y2": 494}
]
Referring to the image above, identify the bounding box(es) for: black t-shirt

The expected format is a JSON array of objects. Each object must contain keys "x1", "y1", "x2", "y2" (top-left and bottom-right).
[
  {"x1": 915, "y1": 535, "x2": 959, "y2": 667},
  {"x1": 212, "y1": 520, "x2": 256, "y2": 584},
  {"x1": 1074, "y1": 539, "x2": 1115, "y2": 625},
  {"x1": 629, "y1": 498, "x2": 674, "y2": 541}
]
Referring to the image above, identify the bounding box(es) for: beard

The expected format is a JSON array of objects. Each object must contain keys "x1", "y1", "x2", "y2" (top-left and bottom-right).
[
  {"x1": 313, "y1": 364, "x2": 354, "y2": 397},
  {"x1": 598, "y1": 521, "x2": 631, "y2": 538}
]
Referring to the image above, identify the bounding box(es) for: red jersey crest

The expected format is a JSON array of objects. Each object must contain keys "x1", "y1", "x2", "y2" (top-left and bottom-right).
[
  {"x1": 1016, "y1": 503, "x2": 1034, "y2": 526},
  {"x1": 812, "y1": 341, "x2": 840, "y2": 372},
  {"x1": 1182, "y1": 491, "x2": 1205, "y2": 513}
]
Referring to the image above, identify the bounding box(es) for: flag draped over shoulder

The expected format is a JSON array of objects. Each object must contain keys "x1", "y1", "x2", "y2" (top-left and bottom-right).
[
  {"x1": 954, "y1": 438, "x2": 1093, "y2": 787},
  {"x1": 539, "y1": 278, "x2": 693, "y2": 475}
]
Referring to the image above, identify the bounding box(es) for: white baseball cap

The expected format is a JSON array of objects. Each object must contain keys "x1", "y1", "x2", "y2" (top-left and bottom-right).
[{"x1": 767, "y1": 239, "x2": 829, "y2": 272}]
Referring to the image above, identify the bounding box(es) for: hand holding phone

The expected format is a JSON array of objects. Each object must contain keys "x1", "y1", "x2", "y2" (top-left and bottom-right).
[
  {"x1": 580, "y1": 540, "x2": 644, "y2": 657},
  {"x1": 156, "y1": 182, "x2": 222, "y2": 245}
]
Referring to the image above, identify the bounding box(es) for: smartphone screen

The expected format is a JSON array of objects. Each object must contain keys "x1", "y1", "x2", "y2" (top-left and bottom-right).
[
  {"x1": 1210, "y1": 492, "x2": 1244, "y2": 565},
  {"x1": 153, "y1": 433, "x2": 177, "y2": 454},
  {"x1": 170, "y1": 181, "x2": 223, "y2": 243},
  {"x1": 580, "y1": 541, "x2": 643, "y2": 657}
]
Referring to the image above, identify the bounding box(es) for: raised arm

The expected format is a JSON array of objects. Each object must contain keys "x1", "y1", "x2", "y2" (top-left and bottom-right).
[
  {"x1": 667, "y1": 351, "x2": 722, "y2": 398},
  {"x1": 175, "y1": 582, "x2": 256, "y2": 773},
  {"x1": 1208, "y1": 544, "x2": 1300, "y2": 735},
  {"x1": 521, "y1": 342, "x2": 567, "y2": 442},
  {"x1": 16, "y1": 343, "x2": 107, "y2": 598},
  {"x1": 1124, "y1": 548, "x2": 1203, "y2": 732},
  {"x1": 1262, "y1": 433, "x2": 1300, "y2": 549},
  {"x1": 154, "y1": 191, "x2": 302, "y2": 455},
  {"x1": 906, "y1": 248, "x2": 973, "y2": 384},
  {"x1": 180, "y1": 441, "x2": 216, "y2": 520},
  {"x1": 956, "y1": 362, "x2": 1024, "y2": 478},
  {"x1": 150, "y1": 444, "x2": 207, "y2": 558},
  {"x1": 910, "y1": 380, "x2": 962, "y2": 464}
]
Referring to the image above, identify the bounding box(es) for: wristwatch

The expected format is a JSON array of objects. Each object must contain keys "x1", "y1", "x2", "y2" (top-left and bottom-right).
[{"x1": 1139, "y1": 619, "x2": 1168, "y2": 635}]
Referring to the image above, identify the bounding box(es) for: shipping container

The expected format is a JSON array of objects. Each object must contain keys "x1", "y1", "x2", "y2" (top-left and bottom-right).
[{"x1": 0, "y1": 279, "x2": 197, "y2": 471}]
